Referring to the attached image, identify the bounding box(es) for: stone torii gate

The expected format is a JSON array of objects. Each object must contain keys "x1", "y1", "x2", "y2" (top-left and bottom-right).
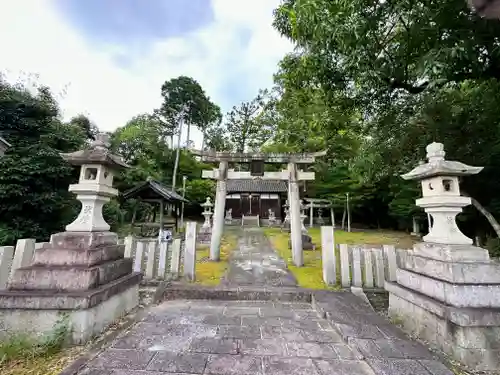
[{"x1": 193, "y1": 150, "x2": 326, "y2": 266}]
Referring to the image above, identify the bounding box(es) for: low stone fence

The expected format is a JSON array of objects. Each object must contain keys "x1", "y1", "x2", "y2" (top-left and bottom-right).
[
  {"x1": 0, "y1": 239, "x2": 49, "y2": 289},
  {"x1": 0, "y1": 222, "x2": 200, "y2": 289},
  {"x1": 1, "y1": 223, "x2": 407, "y2": 290},
  {"x1": 123, "y1": 236, "x2": 184, "y2": 282},
  {"x1": 320, "y1": 226, "x2": 408, "y2": 289}
]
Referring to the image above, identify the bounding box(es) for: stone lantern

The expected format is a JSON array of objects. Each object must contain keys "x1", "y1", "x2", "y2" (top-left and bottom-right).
[
  {"x1": 0, "y1": 133, "x2": 141, "y2": 345},
  {"x1": 401, "y1": 142, "x2": 483, "y2": 245},
  {"x1": 63, "y1": 133, "x2": 129, "y2": 232},
  {"x1": 281, "y1": 199, "x2": 290, "y2": 232},
  {"x1": 386, "y1": 142, "x2": 500, "y2": 371},
  {"x1": 198, "y1": 197, "x2": 213, "y2": 244}
]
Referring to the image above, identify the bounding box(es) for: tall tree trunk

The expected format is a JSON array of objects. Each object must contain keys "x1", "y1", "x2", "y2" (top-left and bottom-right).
[
  {"x1": 185, "y1": 123, "x2": 191, "y2": 149},
  {"x1": 341, "y1": 206, "x2": 346, "y2": 230},
  {"x1": 201, "y1": 131, "x2": 205, "y2": 151},
  {"x1": 469, "y1": 196, "x2": 500, "y2": 238},
  {"x1": 172, "y1": 119, "x2": 183, "y2": 192}
]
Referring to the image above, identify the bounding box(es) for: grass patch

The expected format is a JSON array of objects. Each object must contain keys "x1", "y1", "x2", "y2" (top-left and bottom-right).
[
  {"x1": 194, "y1": 233, "x2": 238, "y2": 286},
  {"x1": 263, "y1": 227, "x2": 416, "y2": 290},
  {"x1": 0, "y1": 315, "x2": 80, "y2": 375},
  {"x1": 307, "y1": 227, "x2": 417, "y2": 249}
]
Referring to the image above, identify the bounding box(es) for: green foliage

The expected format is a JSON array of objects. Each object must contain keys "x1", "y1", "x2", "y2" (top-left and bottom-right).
[
  {"x1": 265, "y1": 0, "x2": 500, "y2": 237},
  {"x1": 184, "y1": 179, "x2": 215, "y2": 204},
  {"x1": 0, "y1": 81, "x2": 83, "y2": 245},
  {"x1": 160, "y1": 76, "x2": 212, "y2": 127},
  {"x1": 486, "y1": 237, "x2": 500, "y2": 258},
  {"x1": 225, "y1": 91, "x2": 274, "y2": 152}
]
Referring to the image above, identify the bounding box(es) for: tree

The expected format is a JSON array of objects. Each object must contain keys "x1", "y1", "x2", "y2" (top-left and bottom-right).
[
  {"x1": 225, "y1": 91, "x2": 273, "y2": 153},
  {"x1": 160, "y1": 76, "x2": 214, "y2": 148},
  {"x1": 273, "y1": 0, "x2": 500, "y2": 105},
  {"x1": 69, "y1": 114, "x2": 98, "y2": 142},
  {"x1": 0, "y1": 81, "x2": 84, "y2": 245},
  {"x1": 160, "y1": 76, "x2": 217, "y2": 190},
  {"x1": 110, "y1": 113, "x2": 163, "y2": 164},
  {"x1": 199, "y1": 100, "x2": 222, "y2": 152},
  {"x1": 205, "y1": 124, "x2": 233, "y2": 151}
]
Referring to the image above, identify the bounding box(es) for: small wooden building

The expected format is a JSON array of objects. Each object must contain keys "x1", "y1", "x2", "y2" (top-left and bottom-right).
[
  {"x1": 122, "y1": 178, "x2": 189, "y2": 235},
  {"x1": 225, "y1": 179, "x2": 287, "y2": 221}
]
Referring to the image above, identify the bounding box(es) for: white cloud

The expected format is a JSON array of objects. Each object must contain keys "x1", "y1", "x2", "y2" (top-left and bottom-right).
[{"x1": 0, "y1": 0, "x2": 292, "y2": 147}]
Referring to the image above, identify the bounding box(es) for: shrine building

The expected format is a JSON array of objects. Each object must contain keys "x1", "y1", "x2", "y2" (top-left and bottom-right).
[{"x1": 225, "y1": 177, "x2": 288, "y2": 222}]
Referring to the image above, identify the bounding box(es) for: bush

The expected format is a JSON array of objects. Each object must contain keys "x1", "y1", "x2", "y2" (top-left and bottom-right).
[{"x1": 485, "y1": 237, "x2": 500, "y2": 258}]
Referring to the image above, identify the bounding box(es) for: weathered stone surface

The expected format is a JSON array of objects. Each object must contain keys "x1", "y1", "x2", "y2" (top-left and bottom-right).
[
  {"x1": 402, "y1": 252, "x2": 500, "y2": 284},
  {"x1": 0, "y1": 272, "x2": 141, "y2": 309},
  {"x1": 147, "y1": 352, "x2": 209, "y2": 373},
  {"x1": 412, "y1": 242, "x2": 490, "y2": 262},
  {"x1": 32, "y1": 245, "x2": 124, "y2": 267},
  {"x1": 51, "y1": 231, "x2": 118, "y2": 250},
  {"x1": 8, "y1": 258, "x2": 132, "y2": 291},
  {"x1": 314, "y1": 359, "x2": 376, "y2": 375},
  {"x1": 366, "y1": 359, "x2": 434, "y2": 375},
  {"x1": 70, "y1": 228, "x2": 454, "y2": 375},
  {"x1": 263, "y1": 357, "x2": 318, "y2": 375},
  {"x1": 86, "y1": 349, "x2": 155, "y2": 370},
  {"x1": 72, "y1": 294, "x2": 453, "y2": 375},
  {"x1": 206, "y1": 354, "x2": 263, "y2": 375},
  {"x1": 396, "y1": 267, "x2": 500, "y2": 308},
  {"x1": 225, "y1": 228, "x2": 297, "y2": 287},
  {"x1": 388, "y1": 286, "x2": 500, "y2": 371}
]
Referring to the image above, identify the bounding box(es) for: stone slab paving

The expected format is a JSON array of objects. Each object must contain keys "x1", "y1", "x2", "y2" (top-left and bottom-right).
[
  {"x1": 224, "y1": 228, "x2": 297, "y2": 287},
  {"x1": 77, "y1": 298, "x2": 453, "y2": 375}
]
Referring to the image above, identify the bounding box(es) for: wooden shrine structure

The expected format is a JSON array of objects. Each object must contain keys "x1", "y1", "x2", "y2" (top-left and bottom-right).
[
  {"x1": 225, "y1": 178, "x2": 289, "y2": 223},
  {"x1": 122, "y1": 178, "x2": 189, "y2": 236},
  {"x1": 193, "y1": 149, "x2": 326, "y2": 266}
]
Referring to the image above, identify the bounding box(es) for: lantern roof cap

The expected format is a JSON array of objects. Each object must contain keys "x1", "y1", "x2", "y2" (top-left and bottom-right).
[
  {"x1": 61, "y1": 133, "x2": 129, "y2": 169},
  {"x1": 401, "y1": 142, "x2": 483, "y2": 181}
]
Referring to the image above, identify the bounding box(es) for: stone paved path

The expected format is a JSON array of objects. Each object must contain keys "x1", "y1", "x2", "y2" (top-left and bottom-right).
[
  {"x1": 224, "y1": 228, "x2": 297, "y2": 287},
  {"x1": 76, "y1": 228, "x2": 453, "y2": 375},
  {"x1": 78, "y1": 299, "x2": 452, "y2": 375}
]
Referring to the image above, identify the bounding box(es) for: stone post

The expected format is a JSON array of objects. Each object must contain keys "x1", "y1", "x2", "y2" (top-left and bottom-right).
[
  {"x1": 184, "y1": 221, "x2": 197, "y2": 281},
  {"x1": 0, "y1": 246, "x2": 14, "y2": 289},
  {"x1": 321, "y1": 226, "x2": 336, "y2": 285},
  {"x1": 385, "y1": 142, "x2": 500, "y2": 371},
  {"x1": 210, "y1": 161, "x2": 228, "y2": 261},
  {"x1": 288, "y1": 162, "x2": 303, "y2": 266}
]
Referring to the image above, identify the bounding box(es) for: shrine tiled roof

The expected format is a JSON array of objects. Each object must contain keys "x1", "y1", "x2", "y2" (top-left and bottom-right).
[{"x1": 227, "y1": 179, "x2": 288, "y2": 193}]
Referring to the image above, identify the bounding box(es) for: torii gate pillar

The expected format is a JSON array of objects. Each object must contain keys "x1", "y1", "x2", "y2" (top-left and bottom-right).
[
  {"x1": 195, "y1": 149, "x2": 326, "y2": 266},
  {"x1": 210, "y1": 160, "x2": 228, "y2": 261},
  {"x1": 288, "y1": 162, "x2": 303, "y2": 266}
]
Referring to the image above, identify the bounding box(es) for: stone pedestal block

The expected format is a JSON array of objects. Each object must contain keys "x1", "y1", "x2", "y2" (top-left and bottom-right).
[
  {"x1": 288, "y1": 234, "x2": 315, "y2": 250},
  {"x1": 0, "y1": 231, "x2": 141, "y2": 344},
  {"x1": 198, "y1": 227, "x2": 212, "y2": 245},
  {"x1": 387, "y1": 247, "x2": 500, "y2": 372}
]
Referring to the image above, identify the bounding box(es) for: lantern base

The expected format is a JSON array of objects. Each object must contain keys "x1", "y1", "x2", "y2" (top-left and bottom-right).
[
  {"x1": 0, "y1": 230, "x2": 141, "y2": 344},
  {"x1": 65, "y1": 194, "x2": 111, "y2": 232}
]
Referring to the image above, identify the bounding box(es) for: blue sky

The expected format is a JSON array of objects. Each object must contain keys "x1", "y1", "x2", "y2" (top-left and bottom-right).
[{"x1": 0, "y1": 0, "x2": 292, "y2": 146}]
